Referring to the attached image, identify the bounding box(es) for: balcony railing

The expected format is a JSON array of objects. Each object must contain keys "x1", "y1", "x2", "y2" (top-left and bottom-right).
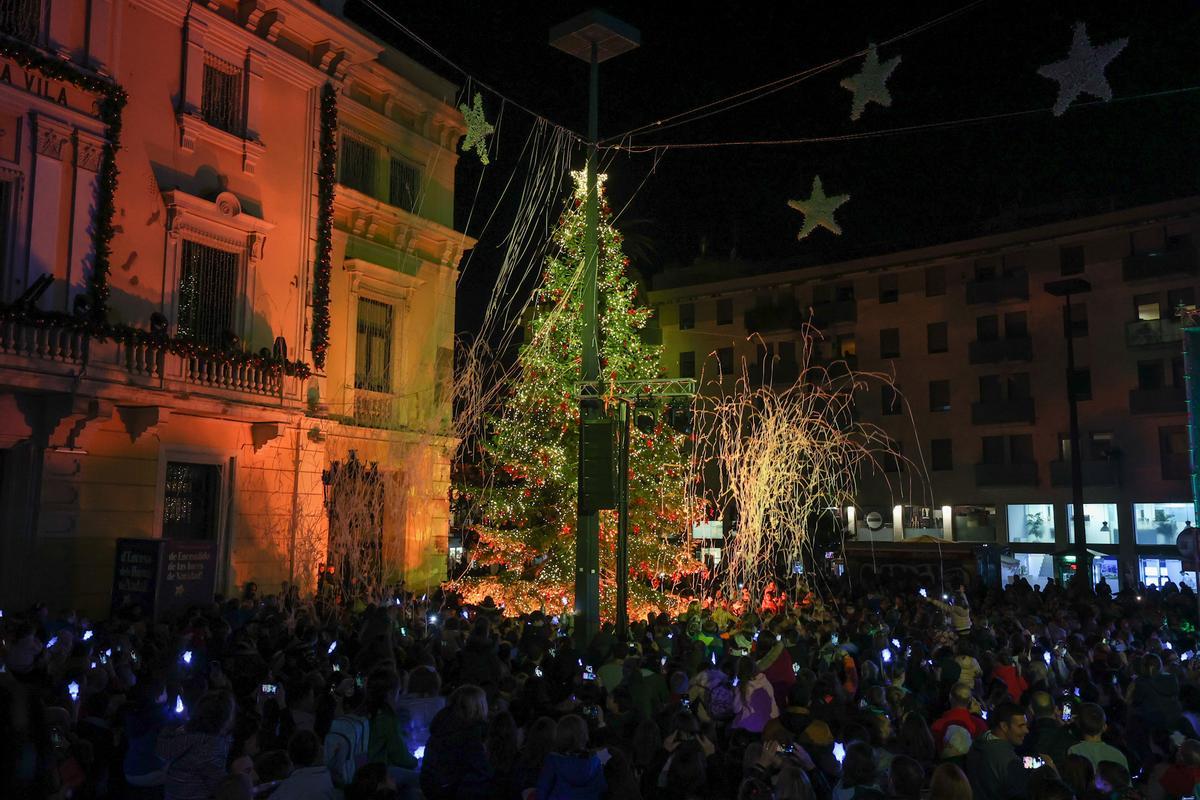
[
  {"x1": 971, "y1": 397, "x2": 1035, "y2": 425},
  {"x1": 0, "y1": 317, "x2": 87, "y2": 364},
  {"x1": 810, "y1": 300, "x2": 857, "y2": 327},
  {"x1": 353, "y1": 388, "x2": 406, "y2": 429},
  {"x1": 966, "y1": 273, "x2": 1029, "y2": 304},
  {"x1": 974, "y1": 462, "x2": 1038, "y2": 486},
  {"x1": 743, "y1": 302, "x2": 807, "y2": 334},
  {"x1": 968, "y1": 336, "x2": 1032, "y2": 364},
  {"x1": 1129, "y1": 386, "x2": 1186, "y2": 415},
  {"x1": 1049, "y1": 459, "x2": 1121, "y2": 487},
  {"x1": 1125, "y1": 318, "x2": 1182, "y2": 348},
  {"x1": 1123, "y1": 239, "x2": 1196, "y2": 282}
]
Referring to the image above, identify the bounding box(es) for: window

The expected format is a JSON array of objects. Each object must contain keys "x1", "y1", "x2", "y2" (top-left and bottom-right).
[
  {"x1": 777, "y1": 340, "x2": 796, "y2": 364},
  {"x1": 929, "y1": 380, "x2": 950, "y2": 412},
  {"x1": 1066, "y1": 303, "x2": 1088, "y2": 337},
  {"x1": 954, "y1": 504, "x2": 997, "y2": 543},
  {"x1": 177, "y1": 241, "x2": 237, "y2": 349},
  {"x1": 1068, "y1": 503, "x2": 1119, "y2": 544},
  {"x1": 930, "y1": 439, "x2": 953, "y2": 471},
  {"x1": 0, "y1": 0, "x2": 40, "y2": 40},
  {"x1": 1168, "y1": 287, "x2": 1196, "y2": 318},
  {"x1": 201, "y1": 53, "x2": 244, "y2": 135},
  {"x1": 1007, "y1": 503, "x2": 1055, "y2": 543},
  {"x1": 1058, "y1": 433, "x2": 1072, "y2": 461},
  {"x1": 1161, "y1": 425, "x2": 1189, "y2": 480},
  {"x1": 881, "y1": 383, "x2": 901, "y2": 416},
  {"x1": 716, "y1": 347, "x2": 734, "y2": 374},
  {"x1": 340, "y1": 134, "x2": 377, "y2": 196},
  {"x1": 388, "y1": 157, "x2": 421, "y2": 211},
  {"x1": 1010, "y1": 552, "x2": 1055, "y2": 588},
  {"x1": 1140, "y1": 558, "x2": 1193, "y2": 590},
  {"x1": 974, "y1": 259, "x2": 997, "y2": 281},
  {"x1": 1070, "y1": 368, "x2": 1092, "y2": 401},
  {"x1": 1008, "y1": 372, "x2": 1031, "y2": 399},
  {"x1": 981, "y1": 435, "x2": 1006, "y2": 465},
  {"x1": 976, "y1": 315, "x2": 999, "y2": 342},
  {"x1": 162, "y1": 461, "x2": 222, "y2": 540},
  {"x1": 678, "y1": 303, "x2": 695, "y2": 330},
  {"x1": 1060, "y1": 245, "x2": 1085, "y2": 276},
  {"x1": 1136, "y1": 293, "x2": 1161, "y2": 321},
  {"x1": 1135, "y1": 503, "x2": 1193, "y2": 546},
  {"x1": 1009, "y1": 434, "x2": 1034, "y2": 464},
  {"x1": 925, "y1": 265, "x2": 945, "y2": 297},
  {"x1": 1089, "y1": 431, "x2": 1113, "y2": 460},
  {"x1": 1138, "y1": 360, "x2": 1165, "y2": 390},
  {"x1": 837, "y1": 335, "x2": 856, "y2": 360},
  {"x1": 355, "y1": 298, "x2": 394, "y2": 392},
  {"x1": 880, "y1": 327, "x2": 900, "y2": 358},
  {"x1": 716, "y1": 298, "x2": 733, "y2": 325},
  {"x1": 878, "y1": 274, "x2": 898, "y2": 303},
  {"x1": 679, "y1": 351, "x2": 696, "y2": 378},
  {"x1": 927, "y1": 322, "x2": 948, "y2": 354},
  {"x1": 979, "y1": 375, "x2": 1002, "y2": 402},
  {"x1": 835, "y1": 283, "x2": 855, "y2": 302},
  {"x1": 1004, "y1": 311, "x2": 1028, "y2": 339}
]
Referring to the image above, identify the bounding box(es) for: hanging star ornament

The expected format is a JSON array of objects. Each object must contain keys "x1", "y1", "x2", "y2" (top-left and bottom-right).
[
  {"x1": 458, "y1": 92, "x2": 495, "y2": 164},
  {"x1": 1037, "y1": 22, "x2": 1128, "y2": 117},
  {"x1": 840, "y1": 43, "x2": 901, "y2": 121},
  {"x1": 787, "y1": 176, "x2": 850, "y2": 240}
]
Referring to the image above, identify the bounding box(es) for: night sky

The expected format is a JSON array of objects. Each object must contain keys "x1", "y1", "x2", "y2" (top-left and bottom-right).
[{"x1": 346, "y1": 1, "x2": 1200, "y2": 336}]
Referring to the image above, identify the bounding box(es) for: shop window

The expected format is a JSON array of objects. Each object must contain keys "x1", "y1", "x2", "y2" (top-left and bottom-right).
[
  {"x1": 1007, "y1": 503, "x2": 1055, "y2": 543},
  {"x1": 1067, "y1": 503, "x2": 1119, "y2": 545},
  {"x1": 1134, "y1": 502, "x2": 1193, "y2": 546},
  {"x1": 953, "y1": 505, "x2": 996, "y2": 542}
]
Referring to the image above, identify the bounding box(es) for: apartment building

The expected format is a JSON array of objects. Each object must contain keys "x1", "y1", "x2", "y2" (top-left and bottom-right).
[
  {"x1": 648, "y1": 197, "x2": 1200, "y2": 591},
  {"x1": 0, "y1": 0, "x2": 471, "y2": 615}
]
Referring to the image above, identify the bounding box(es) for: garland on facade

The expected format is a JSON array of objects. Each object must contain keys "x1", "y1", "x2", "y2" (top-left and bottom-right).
[
  {"x1": 0, "y1": 305, "x2": 313, "y2": 380},
  {"x1": 0, "y1": 35, "x2": 127, "y2": 320},
  {"x1": 311, "y1": 82, "x2": 338, "y2": 371}
]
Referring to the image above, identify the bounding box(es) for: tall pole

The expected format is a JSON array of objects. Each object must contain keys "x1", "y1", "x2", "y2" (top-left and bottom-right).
[
  {"x1": 1064, "y1": 297, "x2": 1089, "y2": 585},
  {"x1": 574, "y1": 41, "x2": 602, "y2": 645},
  {"x1": 616, "y1": 400, "x2": 631, "y2": 638}
]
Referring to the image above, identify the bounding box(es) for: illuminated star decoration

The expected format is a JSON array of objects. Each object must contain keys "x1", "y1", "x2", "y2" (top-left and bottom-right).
[
  {"x1": 458, "y1": 93, "x2": 495, "y2": 164},
  {"x1": 840, "y1": 43, "x2": 901, "y2": 121},
  {"x1": 787, "y1": 176, "x2": 850, "y2": 240},
  {"x1": 1037, "y1": 22, "x2": 1128, "y2": 117}
]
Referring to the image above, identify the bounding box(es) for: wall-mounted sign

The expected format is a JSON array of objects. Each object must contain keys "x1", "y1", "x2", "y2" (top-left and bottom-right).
[{"x1": 0, "y1": 56, "x2": 99, "y2": 116}]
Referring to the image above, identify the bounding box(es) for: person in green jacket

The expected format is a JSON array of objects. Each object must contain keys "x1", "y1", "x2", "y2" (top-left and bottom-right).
[{"x1": 365, "y1": 668, "x2": 420, "y2": 797}]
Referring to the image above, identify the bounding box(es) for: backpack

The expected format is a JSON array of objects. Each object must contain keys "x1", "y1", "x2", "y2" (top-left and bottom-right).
[
  {"x1": 706, "y1": 678, "x2": 737, "y2": 722},
  {"x1": 324, "y1": 713, "x2": 370, "y2": 786}
]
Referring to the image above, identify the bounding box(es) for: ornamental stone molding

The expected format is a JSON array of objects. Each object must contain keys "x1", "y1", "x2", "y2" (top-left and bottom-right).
[{"x1": 35, "y1": 121, "x2": 72, "y2": 160}]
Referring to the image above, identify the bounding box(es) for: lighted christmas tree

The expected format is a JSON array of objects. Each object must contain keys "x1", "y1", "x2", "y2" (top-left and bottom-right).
[{"x1": 453, "y1": 171, "x2": 699, "y2": 617}]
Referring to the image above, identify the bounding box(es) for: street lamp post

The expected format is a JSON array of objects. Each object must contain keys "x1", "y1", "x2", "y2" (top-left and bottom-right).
[
  {"x1": 550, "y1": 11, "x2": 640, "y2": 645},
  {"x1": 1045, "y1": 277, "x2": 1092, "y2": 589}
]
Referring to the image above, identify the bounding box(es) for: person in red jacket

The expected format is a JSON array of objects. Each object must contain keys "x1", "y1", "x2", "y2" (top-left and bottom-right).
[
  {"x1": 753, "y1": 630, "x2": 796, "y2": 709},
  {"x1": 930, "y1": 684, "x2": 989, "y2": 755},
  {"x1": 992, "y1": 651, "x2": 1030, "y2": 703}
]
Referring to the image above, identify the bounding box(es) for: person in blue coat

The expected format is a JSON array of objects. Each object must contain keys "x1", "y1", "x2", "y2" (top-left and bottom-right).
[{"x1": 536, "y1": 714, "x2": 607, "y2": 800}]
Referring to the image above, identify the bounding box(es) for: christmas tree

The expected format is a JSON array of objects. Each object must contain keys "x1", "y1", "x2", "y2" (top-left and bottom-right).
[{"x1": 454, "y1": 171, "x2": 698, "y2": 617}]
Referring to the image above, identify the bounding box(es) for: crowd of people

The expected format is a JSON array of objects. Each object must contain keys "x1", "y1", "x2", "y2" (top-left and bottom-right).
[{"x1": 4, "y1": 570, "x2": 1200, "y2": 800}]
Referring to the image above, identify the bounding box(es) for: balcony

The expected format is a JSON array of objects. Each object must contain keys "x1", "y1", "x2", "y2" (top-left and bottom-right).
[
  {"x1": 1125, "y1": 318, "x2": 1182, "y2": 348},
  {"x1": 966, "y1": 273, "x2": 1028, "y2": 304},
  {"x1": 1123, "y1": 239, "x2": 1196, "y2": 282},
  {"x1": 810, "y1": 300, "x2": 857, "y2": 327},
  {"x1": 749, "y1": 360, "x2": 801, "y2": 387},
  {"x1": 1049, "y1": 459, "x2": 1121, "y2": 487},
  {"x1": 968, "y1": 336, "x2": 1033, "y2": 364},
  {"x1": 353, "y1": 388, "x2": 407, "y2": 429},
  {"x1": 975, "y1": 462, "x2": 1039, "y2": 487},
  {"x1": 0, "y1": 316, "x2": 88, "y2": 369},
  {"x1": 971, "y1": 396, "x2": 1035, "y2": 425},
  {"x1": 743, "y1": 302, "x2": 803, "y2": 334},
  {"x1": 1129, "y1": 386, "x2": 1186, "y2": 415}
]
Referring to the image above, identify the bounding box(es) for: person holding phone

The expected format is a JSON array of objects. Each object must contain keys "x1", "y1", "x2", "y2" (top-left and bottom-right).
[
  {"x1": 1021, "y1": 691, "x2": 1078, "y2": 770},
  {"x1": 156, "y1": 691, "x2": 236, "y2": 800},
  {"x1": 963, "y1": 702, "x2": 1044, "y2": 800}
]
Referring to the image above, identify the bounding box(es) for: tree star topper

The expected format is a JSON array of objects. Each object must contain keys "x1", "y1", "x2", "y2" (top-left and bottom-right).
[
  {"x1": 840, "y1": 43, "x2": 901, "y2": 121},
  {"x1": 1037, "y1": 22, "x2": 1127, "y2": 117},
  {"x1": 787, "y1": 176, "x2": 849, "y2": 240},
  {"x1": 459, "y1": 92, "x2": 495, "y2": 164}
]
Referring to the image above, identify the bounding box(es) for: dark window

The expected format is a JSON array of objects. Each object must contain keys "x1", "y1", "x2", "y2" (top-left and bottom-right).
[
  {"x1": 878, "y1": 274, "x2": 898, "y2": 303},
  {"x1": 976, "y1": 315, "x2": 999, "y2": 342},
  {"x1": 1004, "y1": 311, "x2": 1028, "y2": 339},
  {"x1": 981, "y1": 436, "x2": 1006, "y2": 465},
  {"x1": 340, "y1": 134, "x2": 377, "y2": 196},
  {"x1": 716, "y1": 347, "x2": 734, "y2": 374},
  {"x1": 679, "y1": 351, "x2": 696, "y2": 378},
  {"x1": 0, "y1": 0, "x2": 40, "y2": 40},
  {"x1": 177, "y1": 241, "x2": 237, "y2": 349},
  {"x1": 931, "y1": 438, "x2": 953, "y2": 471},
  {"x1": 1008, "y1": 373, "x2": 1031, "y2": 399},
  {"x1": 1060, "y1": 245, "x2": 1085, "y2": 276},
  {"x1": 1065, "y1": 303, "x2": 1088, "y2": 337},
  {"x1": 716, "y1": 298, "x2": 733, "y2": 325},
  {"x1": 835, "y1": 283, "x2": 855, "y2": 302},
  {"x1": 1058, "y1": 433, "x2": 1072, "y2": 461},
  {"x1": 777, "y1": 340, "x2": 796, "y2": 365},
  {"x1": 979, "y1": 375, "x2": 1003, "y2": 402},
  {"x1": 1161, "y1": 425, "x2": 1189, "y2": 479},
  {"x1": 678, "y1": 303, "x2": 695, "y2": 330},
  {"x1": 812, "y1": 284, "x2": 832, "y2": 304},
  {"x1": 1009, "y1": 434, "x2": 1034, "y2": 464},
  {"x1": 201, "y1": 53, "x2": 243, "y2": 135},
  {"x1": 162, "y1": 461, "x2": 222, "y2": 541},
  {"x1": 388, "y1": 157, "x2": 421, "y2": 211},
  {"x1": 927, "y1": 322, "x2": 948, "y2": 354},
  {"x1": 929, "y1": 380, "x2": 950, "y2": 412},
  {"x1": 974, "y1": 259, "x2": 997, "y2": 281},
  {"x1": 925, "y1": 265, "x2": 946, "y2": 297},
  {"x1": 355, "y1": 298, "x2": 393, "y2": 392},
  {"x1": 880, "y1": 327, "x2": 900, "y2": 358},
  {"x1": 1138, "y1": 360, "x2": 1165, "y2": 390},
  {"x1": 1168, "y1": 287, "x2": 1196, "y2": 318},
  {"x1": 881, "y1": 384, "x2": 902, "y2": 416},
  {"x1": 1071, "y1": 368, "x2": 1092, "y2": 401}
]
